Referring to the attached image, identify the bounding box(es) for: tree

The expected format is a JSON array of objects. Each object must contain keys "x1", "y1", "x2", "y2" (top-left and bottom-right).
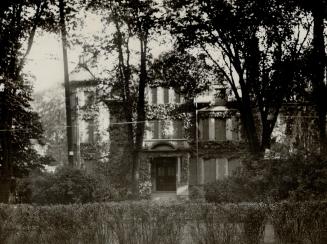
[
  {"x1": 0, "y1": 0, "x2": 56, "y2": 202},
  {"x1": 165, "y1": 0, "x2": 311, "y2": 156},
  {"x1": 150, "y1": 50, "x2": 218, "y2": 100},
  {"x1": 86, "y1": 0, "x2": 162, "y2": 197},
  {"x1": 294, "y1": 0, "x2": 327, "y2": 152},
  {"x1": 58, "y1": 0, "x2": 74, "y2": 166}
]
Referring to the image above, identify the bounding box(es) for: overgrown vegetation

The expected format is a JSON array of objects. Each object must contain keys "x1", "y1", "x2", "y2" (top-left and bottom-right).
[
  {"x1": 205, "y1": 152, "x2": 327, "y2": 203},
  {"x1": 15, "y1": 166, "x2": 125, "y2": 204},
  {"x1": 1, "y1": 201, "x2": 327, "y2": 243}
]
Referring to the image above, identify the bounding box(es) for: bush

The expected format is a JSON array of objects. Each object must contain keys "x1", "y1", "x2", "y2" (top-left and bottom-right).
[
  {"x1": 189, "y1": 185, "x2": 205, "y2": 200},
  {"x1": 188, "y1": 203, "x2": 266, "y2": 244},
  {"x1": 0, "y1": 201, "x2": 187, "y2": 244},
  {"x1": 270, "y1": 201, "x2": 327, "y2": 244},
  {"x1": 205, "y1": 153, "x2": 327, "y2": 203},
  {"x1": 204, "y1": 176, "x2": 260, "y2": 203},
  {"x1": 18, "y1": 167, "x2": 98, "y2": 205},
  {"x1": 2, "y1": 201, "x2": 327, "y2": 243}
]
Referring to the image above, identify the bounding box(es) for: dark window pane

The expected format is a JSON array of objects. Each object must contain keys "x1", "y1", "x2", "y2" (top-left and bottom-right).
[
  {"x1": 175, "y1": 92, "x2": 181, "y2": 103},
  {"x1": 164, "y1": 88, "x2": 169, "y2": 104},
  {"x1": 202, "y1": 119, "x2": 209, "y2": 140},
  {"x1": 215, "y1": 119, "x2": 226, "y2": 141},
  {"x1": 204, "y1": 159, "x2": 216, "y2": 184},
  {"x1": 153, "y1": 120, "x2": 159, "y2": 139},
  {"x1": 151, "y1": 87, "x2": 157, "y2": 104}
]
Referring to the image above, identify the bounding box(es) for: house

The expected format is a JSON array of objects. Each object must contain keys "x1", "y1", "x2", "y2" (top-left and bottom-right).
[{"x1": 69, "y1": 65, "x2": 244, "y2": 200}]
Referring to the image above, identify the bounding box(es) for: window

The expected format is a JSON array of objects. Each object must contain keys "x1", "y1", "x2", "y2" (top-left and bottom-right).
[
  {"x1": 228, "y1": 158, "x2": 241, "y2": 176},
  {"x1": 151, "y1": 87, "x2": 157, "y2": 104},
  {"x1": 204, "y1": 159, "x2": 216, "y2": 184},
  {"x1": 216, "y1": 158, "x2": 228, "y2": 180},
  {"x1": 163, "y1": 88, "x2": 169, "y2": 104},
  {"x1": 215, "y1": 118, "x2": 226, "y2": 141},
  {"x1": 153, "y1": 120, "x2": 159, "y2": 139},
  {"x1": 202, "y1": 119, "x2": 209, "y2": 140},
  {"x1": 174, "y1": 120, "x2": 183, "y2": 139},
  {"x1": 87, "y1": 119, "x2": 95, "y2": 144},
  {"x1": 175, "y1": 92, "x2": 181, "y2": 103}
]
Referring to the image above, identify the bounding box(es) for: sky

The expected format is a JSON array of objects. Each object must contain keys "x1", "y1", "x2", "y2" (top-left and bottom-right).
[
  {"x1": 23, "y1": 12, "x2": 172, "y2": 94},
  {"x1": 24, "y1": 14, "x2": 102, "y2": 93}
]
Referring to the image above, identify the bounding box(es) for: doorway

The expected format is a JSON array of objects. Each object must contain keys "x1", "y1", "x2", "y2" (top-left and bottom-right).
[{"x1": 155, "y1": 157, "x2": 177, "y2": 191}]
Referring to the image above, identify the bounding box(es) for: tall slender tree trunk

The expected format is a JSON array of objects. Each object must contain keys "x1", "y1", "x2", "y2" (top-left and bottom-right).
[
  {"x1": 59, "y1": 0, "x2": 74, "y2": 166},
  {"x1": 131, "y1": 37, "x2": 148, "y2": 198},
  {"x1": 0, "y1": 88, "x2": 12, "y2": 203},
  {"x1": 312, "y1": 3, "x2": 327, "y2": 152}
]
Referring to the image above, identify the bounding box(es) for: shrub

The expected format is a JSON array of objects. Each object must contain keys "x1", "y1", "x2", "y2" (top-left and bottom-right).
[
  {"x1": 30, "y1": 166, "x2": 98, "y2": 205},
  {"x1": 2, "y1": 201, "x2": 327, "y2": 243},
  {"x1": 0, "y1": 201, "x2": 187, "y2": 244},
  {"x1": 205, "y1": 153, "x2": 327, "y2": 204},
  {"x1": 270, "y1": 201, "x2": 327, "y2": 244},
  {"x1": 188, "y1": 203, "x2": 266, "y2": 244},
  {"x1": 189, "y1": 185, "x2": 205, "y2": 200},
  {"x1": 204, "y1": 176, "x2": 260, "y2": 203}
]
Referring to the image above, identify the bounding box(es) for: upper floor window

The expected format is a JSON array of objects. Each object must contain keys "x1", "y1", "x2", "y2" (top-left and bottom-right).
[
  {"x1": 147, "y1": 119, "x2": 184, "y2": 140},
  {"x1": 215, "y1": 118, "x2": 226, "y2": 141},
  {"x1": 199, "y1": 118, "x2": 228, "y2": 141},
  {"x1": 148, "y1": 86, "x2": 183, "y2": 105},
  {"x1": 151, "y1": 87, "x2": 157, "y2": 104},
  {"x1": 163, "y1": 88, "x2": 169, "y2": 104}
]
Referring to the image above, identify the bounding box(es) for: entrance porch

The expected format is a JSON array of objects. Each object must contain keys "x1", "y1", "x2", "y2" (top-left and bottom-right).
[{"x1": 139, "y1": 146, "x2": 190, "y2": 200}]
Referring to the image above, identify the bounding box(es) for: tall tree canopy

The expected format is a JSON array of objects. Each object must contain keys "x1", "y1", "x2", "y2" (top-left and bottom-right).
[
  {"x1": 86, "y1": 0, "x2": 162, "y2": 197},
  {"x1": 0, "y1": 0, "x2": 57, "y2": 202},
  {"x1": 165, "y1": 0, "x2": 312, "y2": 155}
]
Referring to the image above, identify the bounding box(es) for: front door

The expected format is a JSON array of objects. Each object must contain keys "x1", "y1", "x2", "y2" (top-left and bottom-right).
[{"x1": 156, "y1": 157, "x2": 176, "y2": 191}]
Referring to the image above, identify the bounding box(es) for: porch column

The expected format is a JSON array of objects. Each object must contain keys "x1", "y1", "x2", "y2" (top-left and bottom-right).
[
  {"x1": 209, "y1": 118, "x2": 215, "y2": 140},
  {"x1": 200, "y1": 158, "x2": 204, "y2": 184},
  {"x1": 216, "y1": 159, "x2": 219, "y2": 180},
  {"x1": 177, "y1": 156, "x2": 181, "y2": 184}
]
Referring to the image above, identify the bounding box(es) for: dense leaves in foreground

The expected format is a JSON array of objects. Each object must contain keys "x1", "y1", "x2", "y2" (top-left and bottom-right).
[
  {"x1": 16, "y1": 166, "x2": 123, "y2": 205},
  {"x1": 1, "y1": 201, "x2": 327, "y2": 243},
  {"x1": 205, "y1": 152, "x2": 327, "y2": 203}
]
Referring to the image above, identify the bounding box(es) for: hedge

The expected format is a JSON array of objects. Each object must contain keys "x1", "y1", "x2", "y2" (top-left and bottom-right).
[{"x1": 0, "y1": 201, "x2": 327, "y2": 244}]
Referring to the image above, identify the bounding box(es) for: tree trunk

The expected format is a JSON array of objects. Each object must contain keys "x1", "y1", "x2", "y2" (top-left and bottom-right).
[
  {"x1": 312, "y1": 3, "x2": 327, "y2": 152},
  {"x1": 240, "y1": 102, "x2": 262, "y2": 157},
  {"x1": 131, "y1": 37, "x2": 148, "y2": 198},
  {"x1": 59, "y1": 0, "x2": 74, "y2": 166}
]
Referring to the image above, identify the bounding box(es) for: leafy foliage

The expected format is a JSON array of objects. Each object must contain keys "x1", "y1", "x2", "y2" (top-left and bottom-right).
[
  {"x1": 0, "y1": 0, "x2": 62, "y2": 202},
  {"x1": 205, "y1": 152, "x2": 327, "y2": 203},
  {"x1": 150, "y1": 51, "x2": 219, "y2": 100},
  {"x1": 164, "y1": 0, "x2": 312, "y2": 153},
  {"x1": 27, "y1": 166, "x2": 98, "y2": 205}
]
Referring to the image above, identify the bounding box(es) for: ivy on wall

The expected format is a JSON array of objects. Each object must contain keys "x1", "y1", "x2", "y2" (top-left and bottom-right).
[
  {"x1": 145, "y1": 103, "x2": 193, "y2": 120},
  {"x1": 80, "y1": 143, "x2": 98, "y2": 160},
  {"x1": 189, "y1": 141, "x2": 247, "y2": 159},
  {"x1": 198, "y1": 110, "x2": 237, "y2": 119}
]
